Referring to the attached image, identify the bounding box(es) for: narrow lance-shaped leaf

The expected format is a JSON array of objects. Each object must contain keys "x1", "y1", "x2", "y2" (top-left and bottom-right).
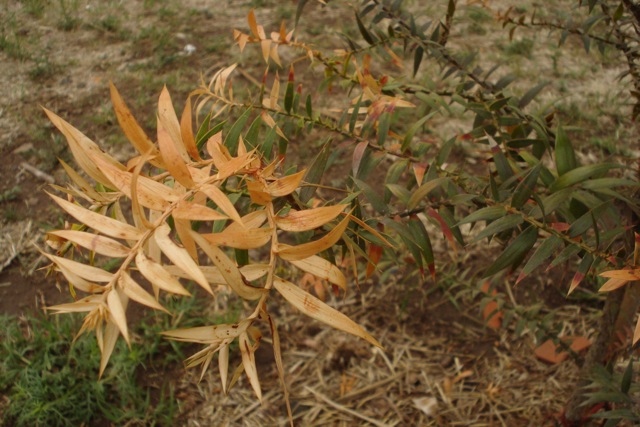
[
  {"x1": 277, "y1": 214, "x2": 351, "y2": 261},
  {"x1": 300, "y1": 141, "x2": 330, "y2": 203},
  {"x1": 550, "y1": 164, "x2": 619, "y2": 192},
  {"x1": 511, "y1": 163, "x2": 541, "y2": 209},
  {"x1": 472, "y1": 214, "x2": 523, "y2": 243},
  {"x1": 408, "y1": 177, "x2": 449, "y2": 210},
  {"x1": 158, "y1": 85, "x2": 189, "y2": 161},
  {"x1": 202, "y1": 226, "x2": 272, "y2": 249},
  {"x1": 516, "y1": 235, "x2": 563, "y2": 284},
  {"x1": 119, "y1": 272, "x2": 169, "y2": 313},
  {"x1": 483, "y1": 226, "x2": 538, "y2": 278},
  {"x1": 239, "y1": 332, "x2": 262, "y2": 402},
  {"x1": 48, "y1": 229, "x2": 130, "y2": 258},
  {"x1": 568, "y1": 253, "x2": 595, "y2": 295},
  {"x1": 154, "y1": 223, "x2": 212, "y2": 294},
  {"x1": 190, "y1": 230, "x2": 265, "y2": 300},
  {"x1": 555, "y1": 124, "x2": 577, "y2": 176},
  {"x1": 135, "y1": 250, "x2": 190, "y2": 296},
  {"x1": 48, "y1": 193, "x2": 143, "y2": 241},
  {"x1": 457, "y1": 206, "x2": 507, "y2": 226},
  {"x1": 157, "y1": 117, "x2": 195, "y2": 188},
  {"x1": 354, "y1": 178, "x2": 389, "y2": 214},
  {"x1": 267, "y1": 169, "x2": 306, "y2": 197},
  {"x1": 107, "y1": 288, "x2": 129, "y2": 345},
  {"x1": 273, "y1": 276, "x2": 381, "y2": 348},
  {"x1": 99, "y1": 319, "x2": 120, "y2": 378},
  {"x1": 289, "y1": 255, "x2": 347, "y2": 291},
  {"x1": 407, "y1": 217, "x2": 435, "y2": 280},
  {"x1": 275, "y1": 204, "x2": 346, "y2": 232}
]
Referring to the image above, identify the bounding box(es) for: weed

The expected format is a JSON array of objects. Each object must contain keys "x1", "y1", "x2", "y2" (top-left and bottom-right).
[
  {"x1": 55, "y1": 0, "x2": 80, "y2": 31},
  {"x1": 503, "y1": 37, "x2": 534, "y2": 58},
  {"x1": 19, "y1": 0, "x2": 48, "y2": 19}
]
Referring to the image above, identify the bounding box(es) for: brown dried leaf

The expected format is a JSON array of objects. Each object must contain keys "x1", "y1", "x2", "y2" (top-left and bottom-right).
[
  {"x1": 119, "y1": 271, "x2": 169, "y2": 313},
  {"x1": 219, "y1": 344, "x2": 230, "y2": 394},
  {"x1": 289, "y1": 255, "x2": 347, "y2": 291},
  {"x1": 202, "y1": 226, "x2": 272, "y2": 249},
  {"x1": 180, "y1": 96, "x2": 202, "y2": 161},
  {"x1": 48, "y1": 230, "x2": 130, "y2": 258},
  {"x1": 162, "y1": 321, "x2": 249, "y2": 344},
  {"x1": 267, "y1": 169, "x2": 306, "y2": 197},
  {"x1": 239, "y1": 332, "x2": 262, "y2": 402},
  {"x1": 43, "y1": 252, "x2": 114, "y2": 282},
  {"x1": 175, "y1": 218, "x2": 198, "y2": 261},
  {"x1": 110, "y1": 82, "x2": 164, "y2": 168},
  {"x1": 58, "y1": 158, "x2": 108, "y2": 202},
  {"x1": 48, "y1": 296, "x2": 102, "y2": 313},
  {"x1": 135, "y1": 251, "x2": 190, "y2": 296},
  {"x1": 273, "y1": 277, "x2": 381, "y2": 348},
  {"x1": 275, "y1": 204, "x2": 346, "y2": 232},
  {"x1": 154, "y1": 223, "x2": 212, "y2": 294},
  {"x1": 99, "y1": 319, "x2": 120, "y2": 378},
  {"x1": 200, "y1": 184, "x2": 243, "y2": 225},
  {"x1": 107, "y1": 288, "x2": 129, "y2": 345},
  {"x1": 190, "y1": 230, "x2": 265, "y2": 300},
  {"x1": 158, "y1": 118, "x2": 195, "y2": 188},
  {"x1": 158, "y1": 86, "x2": 189, "y2": 161},
  {"x1": 247, "y1": 180, "x2": 272, "y2": 205},
  {"x1": 172, "y1": 200, "x2": 228, "y2": 221},
  {"x1": 48, "y1": 193, "x2": 143, "y2": 241},
  {"x1": 276, "y1": 214, "x2": 350, "y2": 261}
]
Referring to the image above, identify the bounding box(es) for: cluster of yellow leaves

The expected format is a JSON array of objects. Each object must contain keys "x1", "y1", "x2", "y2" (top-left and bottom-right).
[
  {"x1": 42, "y1": 81, "x2": 382, "y2": 412},
  {"x1": 598, "y1": 268, "x2": 640, "y2": 343}
]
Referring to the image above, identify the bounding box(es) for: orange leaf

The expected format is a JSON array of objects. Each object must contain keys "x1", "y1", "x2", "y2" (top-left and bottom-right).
[
  {"x1": 275, "y1": 204, "x2": 346, "y2": 232},
  {"x1": 267, "y1": 170, "x2": 306, "y2": 197},
  {"x1": 158, "y1": 118, "x2": 195, "y2": 188},
  {"x1": 276, "y1": 214, "x2": 351, "y2": 261}
]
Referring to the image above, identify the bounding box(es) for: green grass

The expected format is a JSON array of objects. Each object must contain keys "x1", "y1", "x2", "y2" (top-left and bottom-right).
[{"x1": 0, "y1": 291, "x2": 227, "y2": 427}]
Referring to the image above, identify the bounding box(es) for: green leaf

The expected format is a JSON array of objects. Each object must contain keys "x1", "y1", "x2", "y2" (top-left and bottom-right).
[
  {"x1": 516, "y1": 235, "x2": 563, "y2": 284},
  {"x1": 519, "y1": 81, "x2": 550, "y2": 109},
  {"x1": 349, "y1": 94, "x2": 363, "y2": 134},
  {"x1": 402, "y1": 112, "x2": 433, "y2": 152},
  {"x1": 224, "y1": 108, "x2": 252, "y2": 155},
  {"x1": 386, "y1": 184, "x2": 411, "y2": 205},
  {"x1": 413, "y1": 46, "x2": 424, "y2": 77},
  {"x1": 284, "y1": 82, "x2": 294, "y2": 114},
  {"x1": 407, "y1": 217, "x2": 435, "y2": 279},
  {"x1": 196, "y1": 118, "x2": 226, "y2": 150},
  {"x1": 483, "y1": 226, "x2": 538, "y2": 278},
  {"x1": 550, "y1": 164, "x2": 620, "y2": 192},
  {"x1": 295, "y1": 0, "x2": 309, "y2": 26},
  {"x1": 472, "y1": 215, "x2": 523, "y2": 243},
  {"x1": 622, "y1": 358, "x2": 633, "y2": 394},
  {"x1": 554, "y1": 125, "x2": 577, "y2": 176},
  {"x1": 408, "y1": 177, "x2": 449, "y2": 210},
  {"x1": 305, "y1": 94, "x2": 313, "y2": 119},
  {"x1": 549, "y1": 244, "x2": 582, "y2": 269},
  {"x1": 354, "y1": 178, "x2": 389, "y2": 214},
  {"x1": 377, "y1": 111, "x2": 391, "y2": 146},
  {"x1": 385, "y1": 220, "x2": 424, "y2": 273},
  {"x1": 457, "y1": 206, "x2": 507, "y2": 226},
  {"x1": 568, "y1": 253, "x2": 594, "y2": 294},
  {"x1": 355, "y1": 12, "x2": 375, "y2": 44},
  {"x1": 511, "y1": 163, "x2": 541, "y2": 209},
  {"x1": 299, "y1": 141, "x2": 331, "y2": 203}
]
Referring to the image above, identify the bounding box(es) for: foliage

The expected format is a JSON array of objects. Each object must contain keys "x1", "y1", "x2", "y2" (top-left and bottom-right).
[{"x1": 39, "y1": 0, "x2": 640, "y2": 424}]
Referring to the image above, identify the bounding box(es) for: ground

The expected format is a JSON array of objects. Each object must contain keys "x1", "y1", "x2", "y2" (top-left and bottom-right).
[{"x1": 0, "y1": 0, "x2": 637, "y2": 425}]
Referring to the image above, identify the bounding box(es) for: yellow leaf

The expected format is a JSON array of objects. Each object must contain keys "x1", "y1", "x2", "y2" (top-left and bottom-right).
[
  {"x1": 289, "y1": 255, "x2": 347, "y2": 291},
  {"x1": 175, "y1": 218, "x2": 198, "y2": 260},
  {"x1": 275, "y1": 204, "x2": 346, "y2": 232},
  {"x1": 164, "y1": 264, "x2": 269, "y2": 285},
  {"x1": 261, "y1": 39, "x2": 272, "y2": 63},
  {"x1": 202, "y1": 226, "x2": 272, "y2": 249},
  {"x1": 158, "y1": 86, "x2": 189, "y2": 161},
  {"x1": 109, "y1": 82, "x2": 164, "y2": 168},
  {"x1": 599, "y1": 269, "x2": 640, "y2": 281},
  {"x1": 158, "y1": 118, "x2": 195, "y2": 188},
  {"x1": 599, "y1": 277, "x2": 631, "y2": 293},
  {"x1": 162, "y1": 321, "x2": 249, "y2": 344},
  {"x1": 92, "y1": 154, "x2": 180, "y2": 211},
  {"x1": 247, "y1": 180, "x2": 272, "y2": 205},
  {"x1": 135, "y1": 251, "x2": 190, "y2": 296},
  {"x1": 55, "y1": 263, "x2": 104, "y2": 294},
  {"x1": 48, "y1": 296, "x2": 102, "y2": 313},
  {"x1": 217, "y1": 151, "x2": 257, "y2": 180},
  {"x1": 200, "y1": 184, "x2": 244, "y2": 225},
  {"x1": 43, "y1": 252, "x2": 114, "y2": 282},
  {"x1": 276, "y1": 214, "x2": 351, "y2": 261},
  {"x1": 119, "y1": 272, "x2": 168, "y2": 313},
  {"x1": 225, "y1": 210, "x2": 267, "y2": 232},
  {"x1": 247, "y1": 9, "x2": 260, "y2": 38},
  {"x1": 267, "y1": 169, "x2": 306, "y2": 197},
  {"x1": 219, "y1": 344, "x2": 230, "y2": 394},
  {"x1": 273, "y1": 277, "x2": 381, "y2": 348},
  {"x1": 58, "y1": 158, "x2": 108, "y2": 202},
  {"x1": 107, "y1": 288, "x2": 129, "y2": 345},
  {"x1": 99, "y1": 319, "x2": 120, "y2": 378},
  {"x1": 48, "y1": 230, "x2": 130, "y2": 258},
  {"x1": 48, "y1": 192, "x2": 143, "y2": 241},
  {"x1": 154, "y1": 223, "x2": 212, "y2": 294},
  {"x1": 239, "y1": 332, "x2": 262, "y2": 402},
  {"x1": 270, "y1": 72, "x2": 280, "y2": 110},
  {"x1": 44, "y1": 108, "x2": 123, "y2": 188},
  {"x1": 190, "y1": 230, "x2": 265, "y2": 300},
  {"x1": 180, "y1": 96, "x2": 202, "y2": 161},
  {"x1": 172, "y1": 200, "x2": 228, "y2": 221}
]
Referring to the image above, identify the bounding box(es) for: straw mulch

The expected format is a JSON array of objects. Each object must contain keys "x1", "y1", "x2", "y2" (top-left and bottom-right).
[{"x1": 179, "y1": 277, "x2": 592, "y2": 426}]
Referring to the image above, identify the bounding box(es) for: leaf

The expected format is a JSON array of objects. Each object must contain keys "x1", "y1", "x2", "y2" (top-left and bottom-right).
[
  {"x1": 158, "y1": 117, "x2": 195, "y2": 188},
  {"x1": 119, "y1": 271, "x2": 168, "y2": 313},
  {"x1": 58, "y1": 159, "x2": 108, "y2": 202},
  {"x1": 224, "y1": 108, "x2": 252, "y2": 156},
  {"x1": 289, "y1": 255, "x2": 347, "y2": 291},
  {"x1": 180, "y1": 96, "x2": 202, "y2": 161},
  {"x1": 48, "y1": 230, "x2": 130, "y2": 257},
  {"x1": 408, "y1": 177, "x2": 448, "y2": 210},
  {"x1": 158, "y1": 85, "x2": 189, "y2": 162},
  {"x1": 200, "y1": 184, "x2": 243, "y2": 225},
  {"x1": 267, "y1": 169, "x2": 306, "y2": 197},
  {"x1": 154, "y1": 223, "x2": 212, "y2": 294},
  {"x1": 190, "y1": 230, "x2": 265, "y2": 300},
  {"x1": 135, "y1": 251, "x2": 190, "y2": 296},
  {"x1": 550, "y1": 164, "x2": 619, "y2": 192},
  {"x1": 516, "y1": 235, "x2": 563, "y2": 284},
  {"x1": 483, "y1": 226, "x2": 538, "y2": 278},
  {"x1": 239, "y1": 332, "x2": 262, "y2": 401},
  {"x1": 273, "y1": 276, "x2": 381, "y2": 348},
  {"x1": 48, "y1": 193, "x2": 143, "y2": 241},
  {"x1": 172, "y1": 200, "x2": 228, "y2": 221},
  {"x1": 219, "y1": 344, "x2": 230, "y2": 394},
  {"x1": 354, "y1": 178, "x2": 388, "y2": 214},
  {"x1": 457, "y1": 206, "x2": 507, "y2": 225},
  {"x1": 600, "y1": 269, "x2": 640, "y2": 280},
  {"x1": 518, "y1": 81, "x2": 550, "y2": 109},
  {"x1": 92, "y1": 154, "x2": 180, "y2": 211},
  {"x1": 275, "y1": 204, "x2": 346, "y2": 232},
  {"x1": 472, "y1": 215, "x2": 523, "y2": 243},
  {"x1": 202, "y1": 226, "x2": 272, "y2": 249},
  {"x1": 355, "y1": 12, "x2": 375, "y2": 44},
  {"x1": 511, "y1": 163, "x2": 541, "y2": 209},
  {"x1": 43, "y1": 252, "x2": 113, "y2": 283},
  {"x1": 99, "y1": 320, "x2": 120, "y2": 378},
  {"x1": 300, "y1": 141, "x2": 330, "y2": 203},
  {"x1": 109, "y1": 82, "x2": 164, "y2": 168},
  {"x1": 277, "y1": 214, "x2": 351, "y2": 261},
  {"x1": 107, "y1": 288, "x2": 129, "y2": 345},
  {"x1": 44, "y1": 108, "x2": 124, "y2": 188},
  {"x1": 568, "y1": 253, "x2": 595, "y2": 295},
  {"x1": 555, "y1": 125, "x2": 577, "y2": 176},
  {"x1": 413, "y1": 46, "x2": 424, "y2": 77}
]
